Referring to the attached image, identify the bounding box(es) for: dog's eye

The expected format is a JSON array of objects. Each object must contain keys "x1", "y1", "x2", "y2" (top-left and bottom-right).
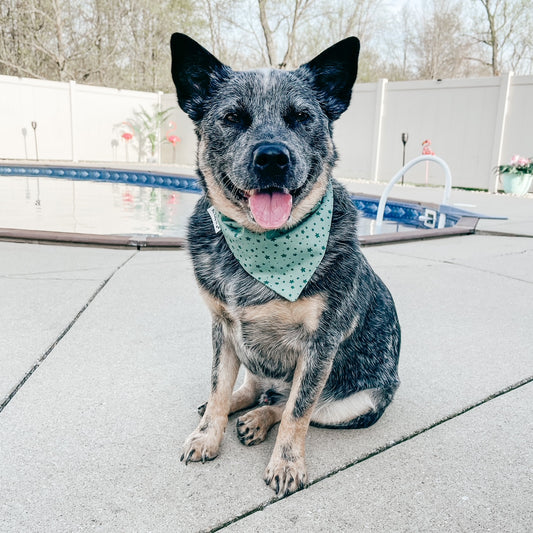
[
  {"x1": 285, "y1": 110, "x2": 311, "y2": 127},
  {"x1": 222, "y1": 111, "x2": 251, "y2": 128},
  {"x1": 224, "y1": 113, "x2": 240, "y2": 124},
  {"x1": 294, "y1": 111, "x2": 310, "y2": 122}
]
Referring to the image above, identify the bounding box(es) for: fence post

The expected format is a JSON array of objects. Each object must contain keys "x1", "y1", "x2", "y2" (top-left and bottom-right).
[
  {"x1": 370, "y1": 78, "x2": 387, "y2": 182},
  {"x1": 69, "y1": 80, "x2": 77, "y2": 162},
  {"x1": 157, "y1": 90, "x2": 163, "y2": 164},
  {"x1": 489, "y1": 71, "x2": 513, "y2": 193}
]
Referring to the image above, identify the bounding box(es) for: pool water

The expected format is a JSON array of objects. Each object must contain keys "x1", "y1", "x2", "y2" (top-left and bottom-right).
[
  {"x1": 0, "y1": 175, "x2": 417, "y2": 238},
  {"x1": 0, "y1": 176, "x2": 197, "y2": 238}
]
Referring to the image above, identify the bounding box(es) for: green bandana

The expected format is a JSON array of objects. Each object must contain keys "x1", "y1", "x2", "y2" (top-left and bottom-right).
[{"x1": 212, "y1": 183, "x2": 333, "y2": 302}]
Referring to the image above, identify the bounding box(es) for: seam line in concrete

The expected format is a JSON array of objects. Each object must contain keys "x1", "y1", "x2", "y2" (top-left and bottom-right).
[
  {"x1": 0, "y1": 252, "x2": 138, "y2": 414},
  {"x1": 209, "y1": 375, "x2": 533, "y2": 532},
  {"x1": 439, "y1": 260, "x2": 533, "y2": 285},
  {"x1": 0, "y1": 277, "x2": 103, "y2": 282},
  {"x1": 475, "y1": 230, "x2": 533, "y2": 239},
  {"x1": 0, "y1": 265, "x2": 122, "y2": 278},
  {"x1": 375, "y1": 249, "x2": 533, "y2": 285}
]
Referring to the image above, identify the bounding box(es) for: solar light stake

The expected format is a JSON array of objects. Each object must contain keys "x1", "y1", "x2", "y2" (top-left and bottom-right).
[
  {"x1": 31, "y1": 121, "x2": 39, "y2": 161},
  {"x1": 401, "y1": 132, "x2": 408, "y2": 185}
]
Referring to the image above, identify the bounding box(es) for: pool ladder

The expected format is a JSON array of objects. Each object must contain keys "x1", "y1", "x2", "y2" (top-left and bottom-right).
[{"x1": 375, "y1": 155, "x2": 452, "y2": 233}]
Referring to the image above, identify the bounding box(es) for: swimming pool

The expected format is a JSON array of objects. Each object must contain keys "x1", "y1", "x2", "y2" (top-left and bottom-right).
[{"x1": 0, "y1": 164, "x2": 479, "y2": 247}]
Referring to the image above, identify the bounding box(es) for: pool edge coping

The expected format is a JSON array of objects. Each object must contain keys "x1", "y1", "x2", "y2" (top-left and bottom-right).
[{"x1": 0, "y1": 217, "x2": 477, "y2": 249}]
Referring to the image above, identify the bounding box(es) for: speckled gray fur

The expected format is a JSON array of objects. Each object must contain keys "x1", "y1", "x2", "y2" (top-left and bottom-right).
[{"x1": 171, "y1": 33, "x2": 400, "y2": 493}]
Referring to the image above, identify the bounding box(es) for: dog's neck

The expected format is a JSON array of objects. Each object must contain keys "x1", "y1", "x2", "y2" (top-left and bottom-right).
[{"x1": 211, "y1": 182, "x2": 334, "y2": 301}]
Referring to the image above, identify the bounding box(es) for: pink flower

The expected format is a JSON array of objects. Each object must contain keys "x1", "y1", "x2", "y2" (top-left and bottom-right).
[{"x1": 510, "y1": 154, "x2": 530, "y2": 167}]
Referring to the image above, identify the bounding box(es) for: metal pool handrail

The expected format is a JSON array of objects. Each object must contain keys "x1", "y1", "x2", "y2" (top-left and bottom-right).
[{"x1": 375, "y1": 155, "x2": 452, "y2": 233}]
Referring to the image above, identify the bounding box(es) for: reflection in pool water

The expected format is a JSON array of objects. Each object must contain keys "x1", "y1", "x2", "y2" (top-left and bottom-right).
[
  {"x1": 0, "y1": 174, "x2": 420, "y2": 238},
  {"x1": 0, "y1": 176, "x2": 199, "y2": 238}
]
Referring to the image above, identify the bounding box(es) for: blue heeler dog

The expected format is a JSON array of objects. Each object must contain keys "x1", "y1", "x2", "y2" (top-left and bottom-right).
[{"x1": 171, "y1": 33, "x2": 400, "y2": 497}]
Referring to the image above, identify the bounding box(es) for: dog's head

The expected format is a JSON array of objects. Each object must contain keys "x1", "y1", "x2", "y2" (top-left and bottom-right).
[{"x1": 170, "y1": 33, "x2": 359, "y2": 232}]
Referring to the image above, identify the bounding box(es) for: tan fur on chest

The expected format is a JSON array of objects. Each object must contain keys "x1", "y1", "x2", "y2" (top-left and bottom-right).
[
  {"x1": 200, "y1": 290, "x2": 326, "y2": 379},
  {"x1": 239, "y1": 297, "x2": 325, "y2": 332},
  {"x1": 200, "y1": 289, "x2": 325, "y2": 331}
]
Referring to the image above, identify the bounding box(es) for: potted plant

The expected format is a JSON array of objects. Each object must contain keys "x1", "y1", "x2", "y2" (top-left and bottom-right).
[{"x1": 496, "y1": 155, "x2": 533, "y2": 196}]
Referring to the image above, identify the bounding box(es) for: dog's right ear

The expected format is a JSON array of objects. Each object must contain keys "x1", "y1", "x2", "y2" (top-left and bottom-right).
[{"x1": 170, "y1": 33, "x2": 229, "y2": 121}]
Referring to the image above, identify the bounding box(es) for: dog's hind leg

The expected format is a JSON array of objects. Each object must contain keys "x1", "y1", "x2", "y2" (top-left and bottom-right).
[
  {"x1": 236, "y1": 403, "x2": 285, "y2": 446},
  {"x1": 236, "y1": 386, "x2": 288, "y2": 445},
  {"x1": 310, "y1": 386, "x2": 397, "y2": 429},
  {"x1": 197, "y1": 369, "x2": 261, "y2": 417},
  {"x1": 229, "y1": 370, "x2": 262, "y2": 413}
]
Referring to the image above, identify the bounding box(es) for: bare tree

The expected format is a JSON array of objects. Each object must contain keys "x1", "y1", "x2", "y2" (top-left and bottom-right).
[
  {"x1": 256, "y1": 0, "x2": 315, "y2": 68},
  {"x1": 2, "y1": 0, "x2": 531, "y2": 89},
  {"x1": 253, "y1": 0, "x2": 388, "y2": 73},
  {"x1": 0, "y1": 0, "x2": 77, "y2": 80},
  {"x1": 199, "y1": 0, "x2": 252, "y2": 67},
  {"x1": 0, "y1": 1, "x2": 36, "y2": 78},
  {"x1": 0, "y1": 0, "x2": 198, "y2": 90},
  {"x1": 304, "y1": 0, "x2": 387, "y2": 81},
  {"x1": 472, "y1": 0, "x2": 533, "y2": 75},
  {"x1": 258, "y1": 0, "x2": 277, "y2": 65},
  {"x1": 407, "y1": 0, "x2": 474, "y2": 80}
]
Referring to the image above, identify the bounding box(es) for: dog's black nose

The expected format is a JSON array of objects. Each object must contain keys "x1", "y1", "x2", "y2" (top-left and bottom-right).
[{"x1": 253, "y1": 144, "x2": 290, "y2": 179}]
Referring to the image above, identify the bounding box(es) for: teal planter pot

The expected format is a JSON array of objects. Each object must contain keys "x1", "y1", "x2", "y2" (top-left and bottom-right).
[{"x1": 501, "y1": 173, "x2": 533, "y2": 196}]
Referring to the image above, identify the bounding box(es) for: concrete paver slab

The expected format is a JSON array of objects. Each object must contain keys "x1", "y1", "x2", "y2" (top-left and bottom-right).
[
  {"x1": 1, "y1": 235, "x2": 532, "y2": 532},
  {"x1": 0, "y1": 243, "x2": 135, "y2": 402},
  {"x1": 0, "y1": 241, "x2": 134, "y2": 280},
  {"x1": 366, "y1": 235, "x2": 533, "y2": 283},
  {"x1": 226, "y1": 382, "x2": 533, "y2": 533}
]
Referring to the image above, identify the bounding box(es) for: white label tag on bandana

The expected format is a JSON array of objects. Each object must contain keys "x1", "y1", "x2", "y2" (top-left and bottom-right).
[{"x1": 207, "y1": 206, "x2": 221, "y2": 233}]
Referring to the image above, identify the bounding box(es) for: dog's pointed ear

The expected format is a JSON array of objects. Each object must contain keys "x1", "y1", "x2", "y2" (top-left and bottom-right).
[
  {"x1": 170, "y1": 33, "x2": 229, "y2": 121},
  {"x1": 297, "y1": 37, "x2": 360, "y2": 121}
]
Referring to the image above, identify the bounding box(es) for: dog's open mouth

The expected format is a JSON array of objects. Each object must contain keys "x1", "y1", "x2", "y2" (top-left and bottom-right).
[
  {"x1": 246, "y1": 188, "x2": 293, "y2": 230},
  {"x1": 221, "y1": 175, "x2": 307, "y2": 230}
]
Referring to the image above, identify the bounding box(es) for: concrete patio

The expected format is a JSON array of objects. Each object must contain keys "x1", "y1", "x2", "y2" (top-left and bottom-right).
[{"x1": 1, "y1": 183, "x2": 532, "y2": 532}]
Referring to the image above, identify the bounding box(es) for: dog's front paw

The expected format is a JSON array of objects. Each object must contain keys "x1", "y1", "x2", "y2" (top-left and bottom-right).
[
  {"x1": 264, "y1": 452, "x2": 308, "y2": 497},
  {"x1": 180, "y1": 425, "x2": 222, "y2": 464}
]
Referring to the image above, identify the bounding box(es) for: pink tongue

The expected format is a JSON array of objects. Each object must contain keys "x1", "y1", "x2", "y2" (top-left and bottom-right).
[{"x1": 249, "y1": 191, "x2": 293, "y2": 229}]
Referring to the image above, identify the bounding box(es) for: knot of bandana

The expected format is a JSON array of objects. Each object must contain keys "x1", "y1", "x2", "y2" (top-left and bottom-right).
[{"x1": 214, "y1": 182, "x2": 334, "y2": 301}]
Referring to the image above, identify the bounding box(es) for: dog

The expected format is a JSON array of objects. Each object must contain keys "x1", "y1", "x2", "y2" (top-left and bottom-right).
[{"x1": 170, "y1": 33, "x2": 400, "y2": 497}]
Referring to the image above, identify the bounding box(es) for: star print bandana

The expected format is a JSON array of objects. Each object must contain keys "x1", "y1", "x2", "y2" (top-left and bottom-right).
[{"x1": 214, "y1": 182, "x2": 333, "y2": 302}]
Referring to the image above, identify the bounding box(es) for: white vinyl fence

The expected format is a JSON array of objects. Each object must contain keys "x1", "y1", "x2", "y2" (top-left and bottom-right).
[
  {"x1": 0, "y1": 75, "x2": 161, "y2": 163},
  {"x1": 1, "y1": 73, "x2": 532, "y2": 192},
  {"x1": 334, "y1": 73, "x2": 533, "y2": 192}
]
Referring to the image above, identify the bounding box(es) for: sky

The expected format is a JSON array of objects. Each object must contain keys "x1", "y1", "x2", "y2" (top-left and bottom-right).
[{"x1": 387, "y1": 0, "x2": 422, "y2": 12}]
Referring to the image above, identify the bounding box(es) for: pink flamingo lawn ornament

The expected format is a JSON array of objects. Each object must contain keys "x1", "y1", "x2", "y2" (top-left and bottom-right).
[
  {"x1": 422, "y1": 139, "x2": 435, "y2": 184},
  {"x1": 121, "y1": 122, "x2": 134, "y2": 162},
  {"x1": 166, "y1": 121, "x2": 181, "y2": 163}
]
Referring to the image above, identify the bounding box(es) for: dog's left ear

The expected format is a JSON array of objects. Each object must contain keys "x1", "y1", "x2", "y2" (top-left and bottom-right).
[{"x1": 297, "y1": 37, "x2": 360, "y2": 121}]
